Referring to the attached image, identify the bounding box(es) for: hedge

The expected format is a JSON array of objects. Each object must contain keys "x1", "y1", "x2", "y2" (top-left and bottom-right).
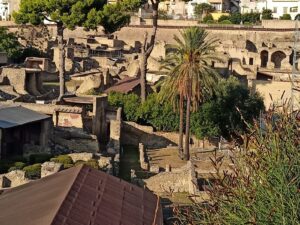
[{"x1": 23, "y1": 163, "x2": 41, "y2": 179}]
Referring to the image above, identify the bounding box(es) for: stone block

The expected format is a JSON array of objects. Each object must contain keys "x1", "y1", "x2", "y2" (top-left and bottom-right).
[
  {"x1": 149, "y1": 165, "x2": 160, "y2": 173},
  {"x1": 68, "y1": 153, "x2": 93, "y2": 162},
  {"x1": 3, "y1": 170, "x2": 29, "y2": 188},
  {"x1": 41, "y1": 161, "x2": 63, "y2": 178},
  {"x1": 98, "y1": 156, "x2": 112, "y2": 169}
]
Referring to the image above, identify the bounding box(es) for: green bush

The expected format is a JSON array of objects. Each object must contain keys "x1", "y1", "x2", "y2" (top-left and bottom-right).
[
  {"x1": 51, "y1": 155, "x2": 73, "y2": 165},
  {"x1": 262, "y1": 9, "x2": 273, "y2": 20},
  {"x1": 8, "y1": 161, "x2": 27, "y2": 172},
  {"x1": 229, "y1": 12, "x2": 242, "y2": 24},
  {"x1": 108, "y1": 92, "x2": 140, "y2": 121},
  {"x1": 14, "y1": 162, "x2": 26, "y2": 170},
  {"x1": 203, "y1": 14, "x2": 214, "y2": 23},
  {"x1": 243, "y1": 21, "x2": 252, "y2": 26},
  {"x1": 205, "y1": 20, "x2": 215, "y2": 24},
  {"x1": 241, "y1": 12, "x2": 260, "y2": 24},
  {"x1": 28, "y1": 153, "x2": 52, "y2": 164},
  {"x1": 75, "y1": 159, "x2": 99, "y2": 169},
  {"x1": 137, "y1": 93, "x2": 179, "y2": 131},
  {"x1": 280, "y1": 14, "x2": 291, "y2": 20},
  {"x1": 8, "y1": 167, "x2": 17, "y2": 172},
  {"x1": 63, "y1": 163, "x2": 74, "y2": 169},
  {"x1": 218, "y1": 15, "x2": 230, "y2": 23},
  {"x1": 219, "y1": 19, "x2": 232, "y2": 24},
  {"x1": 23, "y1": 163, "x2": 41, "y2": 179}
]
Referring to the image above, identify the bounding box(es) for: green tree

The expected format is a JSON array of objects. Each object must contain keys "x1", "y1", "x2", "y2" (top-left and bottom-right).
[
  {"x1": 98, "y1": 4, "x2": 130, "y2": 34},
  {"x1": 262, "y1": 9, "x2": 273, "y2": 20},
  {"x1": 194, "y1": 3, "x2": 214, "y2": 20},
  {"x1": 218, "y1": 15, "x2": 231, "y2": 23},
  {"x1": 202, "y1": 14, "x2": 214, "y2": 23},
  {"x1": 0, "y1": 27, "x2": 22, "y2": 60},
  {"x1": 190, "y1": 77, "x2": 264, "y2": 140},
  {"x1": 280, "y1": 13, "x2": 292, "y2": 20},
  {"x1": 160, "y1": 27, "x2": 220, "y2": 160},
  {"x1": 13, "y1": 0, "x2": 106, "y2": 100},
  {"x1": 229, "y1": 12, "x2": 242, "y2": 24}
]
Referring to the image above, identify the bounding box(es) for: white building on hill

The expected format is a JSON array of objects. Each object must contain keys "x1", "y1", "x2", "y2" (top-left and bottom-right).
[
  {"x1": 240, "y1": 0, "x2": 300, "y2": 19},
  {"x1": 0, "y1": 0, "x2": 20, "y2": 21}
]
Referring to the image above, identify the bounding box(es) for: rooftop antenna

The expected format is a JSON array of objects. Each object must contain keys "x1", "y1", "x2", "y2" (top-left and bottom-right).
[{"x1": 291, "y1": 18, "x2": 300, "y2": 111}]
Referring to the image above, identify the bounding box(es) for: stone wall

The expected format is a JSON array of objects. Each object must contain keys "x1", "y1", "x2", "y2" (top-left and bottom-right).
[
  {"x1": 122, "y1": 121, "x2": 210, "y2": 149},
  {"x1": 0, "y1": 170, "x2": 29, "y2": 189},
  {"x1": 261, "y1": 20, "x2": 297, "y2": 29},
  {"x1": 253, "y1": 80, "x2": 300, "y2": 110},
  {"x1": 144, "y1": 161, "x2": 198, "y2": 194}
]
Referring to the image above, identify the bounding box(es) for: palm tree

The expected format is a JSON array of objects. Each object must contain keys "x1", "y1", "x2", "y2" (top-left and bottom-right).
[{"x1": 160, "y1": 27, "x2": 220, "y2": 160}]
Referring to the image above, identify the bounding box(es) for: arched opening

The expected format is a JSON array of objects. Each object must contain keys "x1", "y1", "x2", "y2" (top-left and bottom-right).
[
  {"x1": 260, "y1": 50, "x2": 269, "y2": 68},
  {"x1": 271, "y1": 51, "x2": 286, "y2": 69},
  {"x1": 246, "y1": 40, "x2": 258, "y2": 53}
]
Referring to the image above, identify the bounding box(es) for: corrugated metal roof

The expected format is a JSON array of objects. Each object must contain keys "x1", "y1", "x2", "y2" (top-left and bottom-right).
[
  {"x1": 0, "y1": 165, "x2": 163, "y2": 225},
  {"x1": 0, "y1": 106, "x2": 50, "y2": 129}
]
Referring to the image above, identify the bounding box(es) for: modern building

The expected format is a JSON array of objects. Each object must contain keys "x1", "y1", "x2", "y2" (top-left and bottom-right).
[
  {"x1": 0, "y1": 106, "x2": 51, "y2": 159},
  {"x1": 0, "y1": 0, "x2": 20, "y2": 21},
  {"x1": 240, "y1": 0, "x2": 300, "y2": 19},
  {"x1": 0, "y1": 164, "x2": 163, "y2": 225}
]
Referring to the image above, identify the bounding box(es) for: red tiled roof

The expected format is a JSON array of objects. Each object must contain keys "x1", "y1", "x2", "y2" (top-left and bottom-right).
[
  {"x1": 0, "y1": 165, "x2": 163, "y2": 225},
  {"x1": 104, "y1": 76, "x2": 140, "y2": 94}
]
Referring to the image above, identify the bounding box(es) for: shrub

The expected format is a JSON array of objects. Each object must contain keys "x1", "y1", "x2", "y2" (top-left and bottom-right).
[
  {"x1": 14, "y1": 162, "x2": 26, "y2": 170},
  {"x1": 230, "y1": 12, "x2": 242, "y2": 24},
  {"x1": 28, "y1": 153, "x2": 52, "y2": 164},
  {"x1": 137, "y1": 93, "x2": 180, "y2": 131},
  {"x1": 241, "y1": 12, "x2": 260, "y2": 24},
  {"x1": 205, "y1": 19, "x2": 215, "y2": 24},
  {"x1": 176, "y1": 111, "x2": 300, "y2": 224},
  {"x1": 219, "y1": 19, "x2": 232, "y2": 24},
  {"x1": 8, "y1": 167, "x2": 17, "y2": 172},
  {"x1": 63, "y1": 163, "x2": 74, "y2": 169},
  {"x1": 262, "y1": 9, "x2": 273, "y2": 20},
  {"x1": 108, "y1": 92, "x2": 140, "y2": 121},
  {"x1": 280, "y1": 13, "x2": 291, "y2": 20},
  {"x1": 203, "y1": 14, "x2": 214, "y2": 23},
  {"x1": 218, "y1": 15, "x2": 230, "y2": 23},
  {"x1": 23, "y1": 163, "x2": 41, "y2": 179},
  {"x1": 51, "y1": 155, "x2": 73, "y2": 165},
  {"x1": 75, "y1": 159, "x2": 99, "y2": 169}
]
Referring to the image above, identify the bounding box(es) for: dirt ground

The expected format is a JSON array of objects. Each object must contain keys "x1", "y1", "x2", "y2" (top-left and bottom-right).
[{"x1": 147, "y1": 147, "x2": 233, "y2": 176}]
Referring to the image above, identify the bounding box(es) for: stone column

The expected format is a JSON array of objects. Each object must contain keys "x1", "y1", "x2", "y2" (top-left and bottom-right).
[
  {"x1": 40, "y1": 119, "x2": 51, "y2": 149},
  {"x1": 92, "y1": 96, "x2": 108, "y2": 145},
  {"x1": 0, "y1": 129, "x2": 2, "y2": 160}
]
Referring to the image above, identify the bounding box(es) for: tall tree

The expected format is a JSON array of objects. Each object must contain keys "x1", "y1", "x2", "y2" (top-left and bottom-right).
[
  {"x1": 0, "y1": 27, "x2": 22, "y2": 60},
  {"x1": 160, "y1": 27, "x2": 220, "y2": 160},
  {"x1": 140, "y1": 0, "x2": 160, "y2": 103},
  {"x1": 13, "y1": 0, "x2": 105, "y2": 100}
]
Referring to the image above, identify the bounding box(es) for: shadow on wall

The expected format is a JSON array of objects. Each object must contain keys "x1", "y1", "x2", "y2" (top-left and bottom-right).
[{"x1": 121, "y1": 122, "x2": 177, "y2": 149}]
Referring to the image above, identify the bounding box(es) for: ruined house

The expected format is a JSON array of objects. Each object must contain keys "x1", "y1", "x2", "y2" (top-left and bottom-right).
[
  {"x1": 0, "y1": 106, "x2": 51, "y2": 159},
  {"x1": 0, "y1": 165, "x2": 163, "y2": 225}
]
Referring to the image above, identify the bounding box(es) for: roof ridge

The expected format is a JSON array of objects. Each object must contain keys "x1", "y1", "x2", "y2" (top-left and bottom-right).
[{"x1": 50, "y1": 165, "x2": 84, "y2": 225}]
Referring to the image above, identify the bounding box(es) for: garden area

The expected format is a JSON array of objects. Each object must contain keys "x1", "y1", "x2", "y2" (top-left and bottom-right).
[{"x1": 0, "y1": 153, "x2": 100, "y2": 180}]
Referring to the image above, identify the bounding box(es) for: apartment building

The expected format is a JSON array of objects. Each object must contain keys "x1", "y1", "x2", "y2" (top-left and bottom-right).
[{"x1": 0, "y1": 0, "x2": 20, "y2": 21}]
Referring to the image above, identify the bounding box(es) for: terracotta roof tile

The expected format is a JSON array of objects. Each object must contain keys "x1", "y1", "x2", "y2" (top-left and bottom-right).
[{"x1": 0, "y1": 165, "x2": 163, "y2": 225}]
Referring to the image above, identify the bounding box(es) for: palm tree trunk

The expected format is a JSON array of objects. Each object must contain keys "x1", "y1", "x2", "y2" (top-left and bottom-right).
[
  {"x1": 57, "y1": 23, "x2": 65, "y2": 101},
  {"x1": 179, "y1": 94, "x2": 184, "y2": 157},
  {"x1": 184, "y1": 95, "x2": 191, "y2": 161}
]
